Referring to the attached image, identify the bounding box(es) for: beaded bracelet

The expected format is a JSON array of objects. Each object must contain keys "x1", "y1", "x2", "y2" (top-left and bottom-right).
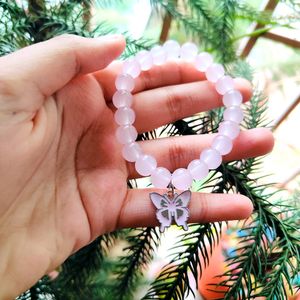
[{"x1": 113, "y1": 40, "x2": 244, "y2": 232}]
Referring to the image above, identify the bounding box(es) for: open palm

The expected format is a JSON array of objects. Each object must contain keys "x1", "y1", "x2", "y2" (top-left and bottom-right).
[{"x1": 0, "y1": 35, "x2": 274, "y2": 299}]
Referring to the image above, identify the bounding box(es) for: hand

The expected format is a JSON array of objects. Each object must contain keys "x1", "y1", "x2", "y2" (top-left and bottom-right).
[{"x1": 0, "y1": 34, "x2": 274, "y2": 299}]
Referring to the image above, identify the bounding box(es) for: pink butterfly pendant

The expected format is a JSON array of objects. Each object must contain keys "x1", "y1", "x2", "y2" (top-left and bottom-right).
[{"x1": 150, "y1": 188, "x2": 191, "y2": 233}]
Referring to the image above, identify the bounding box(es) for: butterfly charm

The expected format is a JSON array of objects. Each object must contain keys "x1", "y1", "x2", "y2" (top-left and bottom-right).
[{"x1": 150, "y1": 190, "x2": 191, "y2": 233}]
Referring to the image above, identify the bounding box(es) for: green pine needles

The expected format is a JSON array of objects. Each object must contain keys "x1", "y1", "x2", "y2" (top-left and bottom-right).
[
  {"x1": 112, "y1": 228, "x2": 161, "y2": 300},
  {"x1": 2, "y1": 1, "x2": 299, "y2": 299},
  {"x1": 143, "y1": 223, "x2": 222, "y2": 299},
  {"x1": 51, "y1": 233, "x2": 120, "y2": 299}
]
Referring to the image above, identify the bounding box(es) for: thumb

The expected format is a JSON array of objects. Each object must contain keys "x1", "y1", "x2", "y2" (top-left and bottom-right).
[{"x1": 0, "y1": 34, "x2": 126, "y2": 98}]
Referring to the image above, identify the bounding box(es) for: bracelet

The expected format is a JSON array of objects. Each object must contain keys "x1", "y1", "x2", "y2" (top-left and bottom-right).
[{"x1": 113, "y1": 40, "x2": 244, "y2": 232}]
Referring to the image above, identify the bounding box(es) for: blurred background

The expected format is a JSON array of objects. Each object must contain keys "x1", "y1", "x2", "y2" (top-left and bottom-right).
[{"x1": 3, "y1": 1, "x2": 299, "y2": 299}]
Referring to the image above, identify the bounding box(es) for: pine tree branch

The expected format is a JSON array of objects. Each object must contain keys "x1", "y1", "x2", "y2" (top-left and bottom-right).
[
  {"x1": 151, "y1": 0, "x2": 215, "y2": 46},
  {"x1": 122, "y1": 35, "x2": 154, "y2": 58},
  {"x1": 0, "y1": 1, "x2": 32, "y2": 55},
  {"x1": 235, "y1": 2, "x2": 275, "y2": 25},
  {"x1": 16, "y1": 277, "x2": 55, "y2": 300},
  {"x1": 186, "y1": 0, "x2": 213, "y2": 24},
  {"x1": 112, "y1": 228, "x2": 161, "y2": 300},
  {"x1": 214, "y1": 0, "x2": 237, "y2": 63},
  {"x1": 143, "y1": 223, "x2": 222, "y2": 300},
  {"x1": 51, "y1": 232, "x2": 120, "y2": 299},
  {"x1": 215, "y1": 164, "x2": 300, "y2": 299}
]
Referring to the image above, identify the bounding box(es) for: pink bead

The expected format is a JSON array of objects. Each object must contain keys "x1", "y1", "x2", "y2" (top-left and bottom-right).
[
  {"x1": 187, "y1": 159, "x2": 209, "y2": 180},
  {"x1": 195, "y1": 52, "x2": 213, "y2": 72},
  {"x1": 223, "y1": 90, "x2": 243, "y2": 107},
  {"x1": 180, "y1": 42, "x2": 198, "y2": 61},
  {"x1": 112, "y1": 90, "x2": 133, "y2": 108},
  {"x1": 215, "y1": 75, "x2": 234, "y2": 95},
  {"x1": 212, "y1": 135, "x2": 233, "y2": 155},
  {"x1": 224, "y1": 106, "x2": 244, "y2": 124},
  {"x1": 122, "y1": 142, "x2": 142, "y2": 162},
  {"x1": 151, "y1": 167, "x2": 172, "y2": 188},
  {"x1": 218, "y1": 120, "x2": 240, "y2": 140},
  {"x1": 136, "y1": 50, "x2": 153, "y2": 71},
  {"x1": 114, "y1": 107, "x2": 135, "y2": 125},
  {"x1": 200, "y1": 148, "x2": 222, "y2": 169},
  {"x1": 171, "y1": 168, "x2": 193, "y2": 190},
  {"x1": 115, "y1": 125, "x2": 138, "y2": 144},
  {"x1": 123, "y1": 58, "x2": 141, "y2": 78},
  {"x1": 151, "y1": 45, "x2": 166, "y2": 65},
  {"x1": 135, "y1": 154, "x2": 157, "y2": 176},
  {"x1": 163, "y1": 40, "x2": 180, "y2": 60},
  {"x1": 115, "y1": 74, "x2": 135, "y2": 92},
  {"x1": 206, "y1": 63, "x2": 225, "y2": 83}
]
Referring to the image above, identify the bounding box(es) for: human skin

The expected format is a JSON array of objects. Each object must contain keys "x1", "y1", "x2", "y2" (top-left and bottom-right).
[{"x1": 0, "y1": 34, "x2": 274, "y2": 299}]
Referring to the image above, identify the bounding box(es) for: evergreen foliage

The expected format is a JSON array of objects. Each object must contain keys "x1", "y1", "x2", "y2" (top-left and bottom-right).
[
  {"x1": 1, "y1": 1, "x2": 299, "y2": 299},
  {"x1": 51, "y1": 233, "x2": 120, "y2": 299},
  {"x1": 143, "y1": 223, "x2": 222, "y2": 299},
  {"x1": 112, "y1": 228, "x2": 161, "y2": 300}
]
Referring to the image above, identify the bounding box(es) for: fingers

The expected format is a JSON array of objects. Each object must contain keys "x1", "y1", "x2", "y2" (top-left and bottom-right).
[
  {"x1": 127, "y1": 128, "x2": 274, "y2": 179},
  {"x1": 134, "y1": 61, "x2": 207, "y2": 93},
  {"x1": 0, "y1": 34, "x2": 125, "y2": 108},
  {"x1": 96, "y1": 60, "x2": 209, "y2": 100},
  {"x1": 117, "y1": 189, "x2": 253, "y2": 229},
  {"x1": 133, "y1": 78, "x2": 252, "y2": 133}
]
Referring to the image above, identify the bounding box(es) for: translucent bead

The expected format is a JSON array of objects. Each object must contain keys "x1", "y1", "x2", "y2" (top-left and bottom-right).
[
  {"x1": 215, "y1": 75, "x2": 234, "y2": 95},
  {"x1": 224, "y1": 106, "x2": 244, "y2": 124},
  {"x1": 136, "y1": 50, "x2": 153, "y2": 71},
  {"x1": 180, "y1": 42, "x2": 198, "y2": 61},
  {"x1": 112, "y1": 90, "x2": 133, "y2": 108},
  {"x1": 187, "y1": 159, "x2": 209, "y2": 180},
  {"x1": 122, "y1": 142, "x2": 142, "y2": 162},
  {"x1": 195, "y1": 52, "x2": 213, "y2": 72},
  {"x1": 218, "y1": 120, "x2": 240, "y2": 140},
  {"x1": 114, "y1": 107, "x2": 135, "y2": 125},
  {"x1": 223, "y1": 90, "x2": 242, "y2": 107},
  {"x1": 115, "y1": 125, "x2": 138, "y2": 144},
  {"x1": 150, "y1": 45, "x2": 167, "y2": 65},
  {"x1": 122, "y1": 58, "x2": 141, "y2": 78},
  {"x1": 135, "y1": 154, "x2": 157, "y2": 176},
  {"x1": 200, "y1": 148, "x2": 222, "y2": 169},
  {"x1": 171, "y1": 168, "x2": 193, "y2": 190},
  {"x1": 163, "y1": 40, "x2": 180, "y2": 60},
  {"x1": 211, "y1": 135, "x2": 233, "y2": 155},
  {"x1": 205, "y1": 63, "x2": 225, "y2": 83},
  {"x1": 151, "y1": 167, "x2": 172, "y2": 188},
  {"x1": 115, "y1": 74, "x2": 135, "y2": 92}
]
